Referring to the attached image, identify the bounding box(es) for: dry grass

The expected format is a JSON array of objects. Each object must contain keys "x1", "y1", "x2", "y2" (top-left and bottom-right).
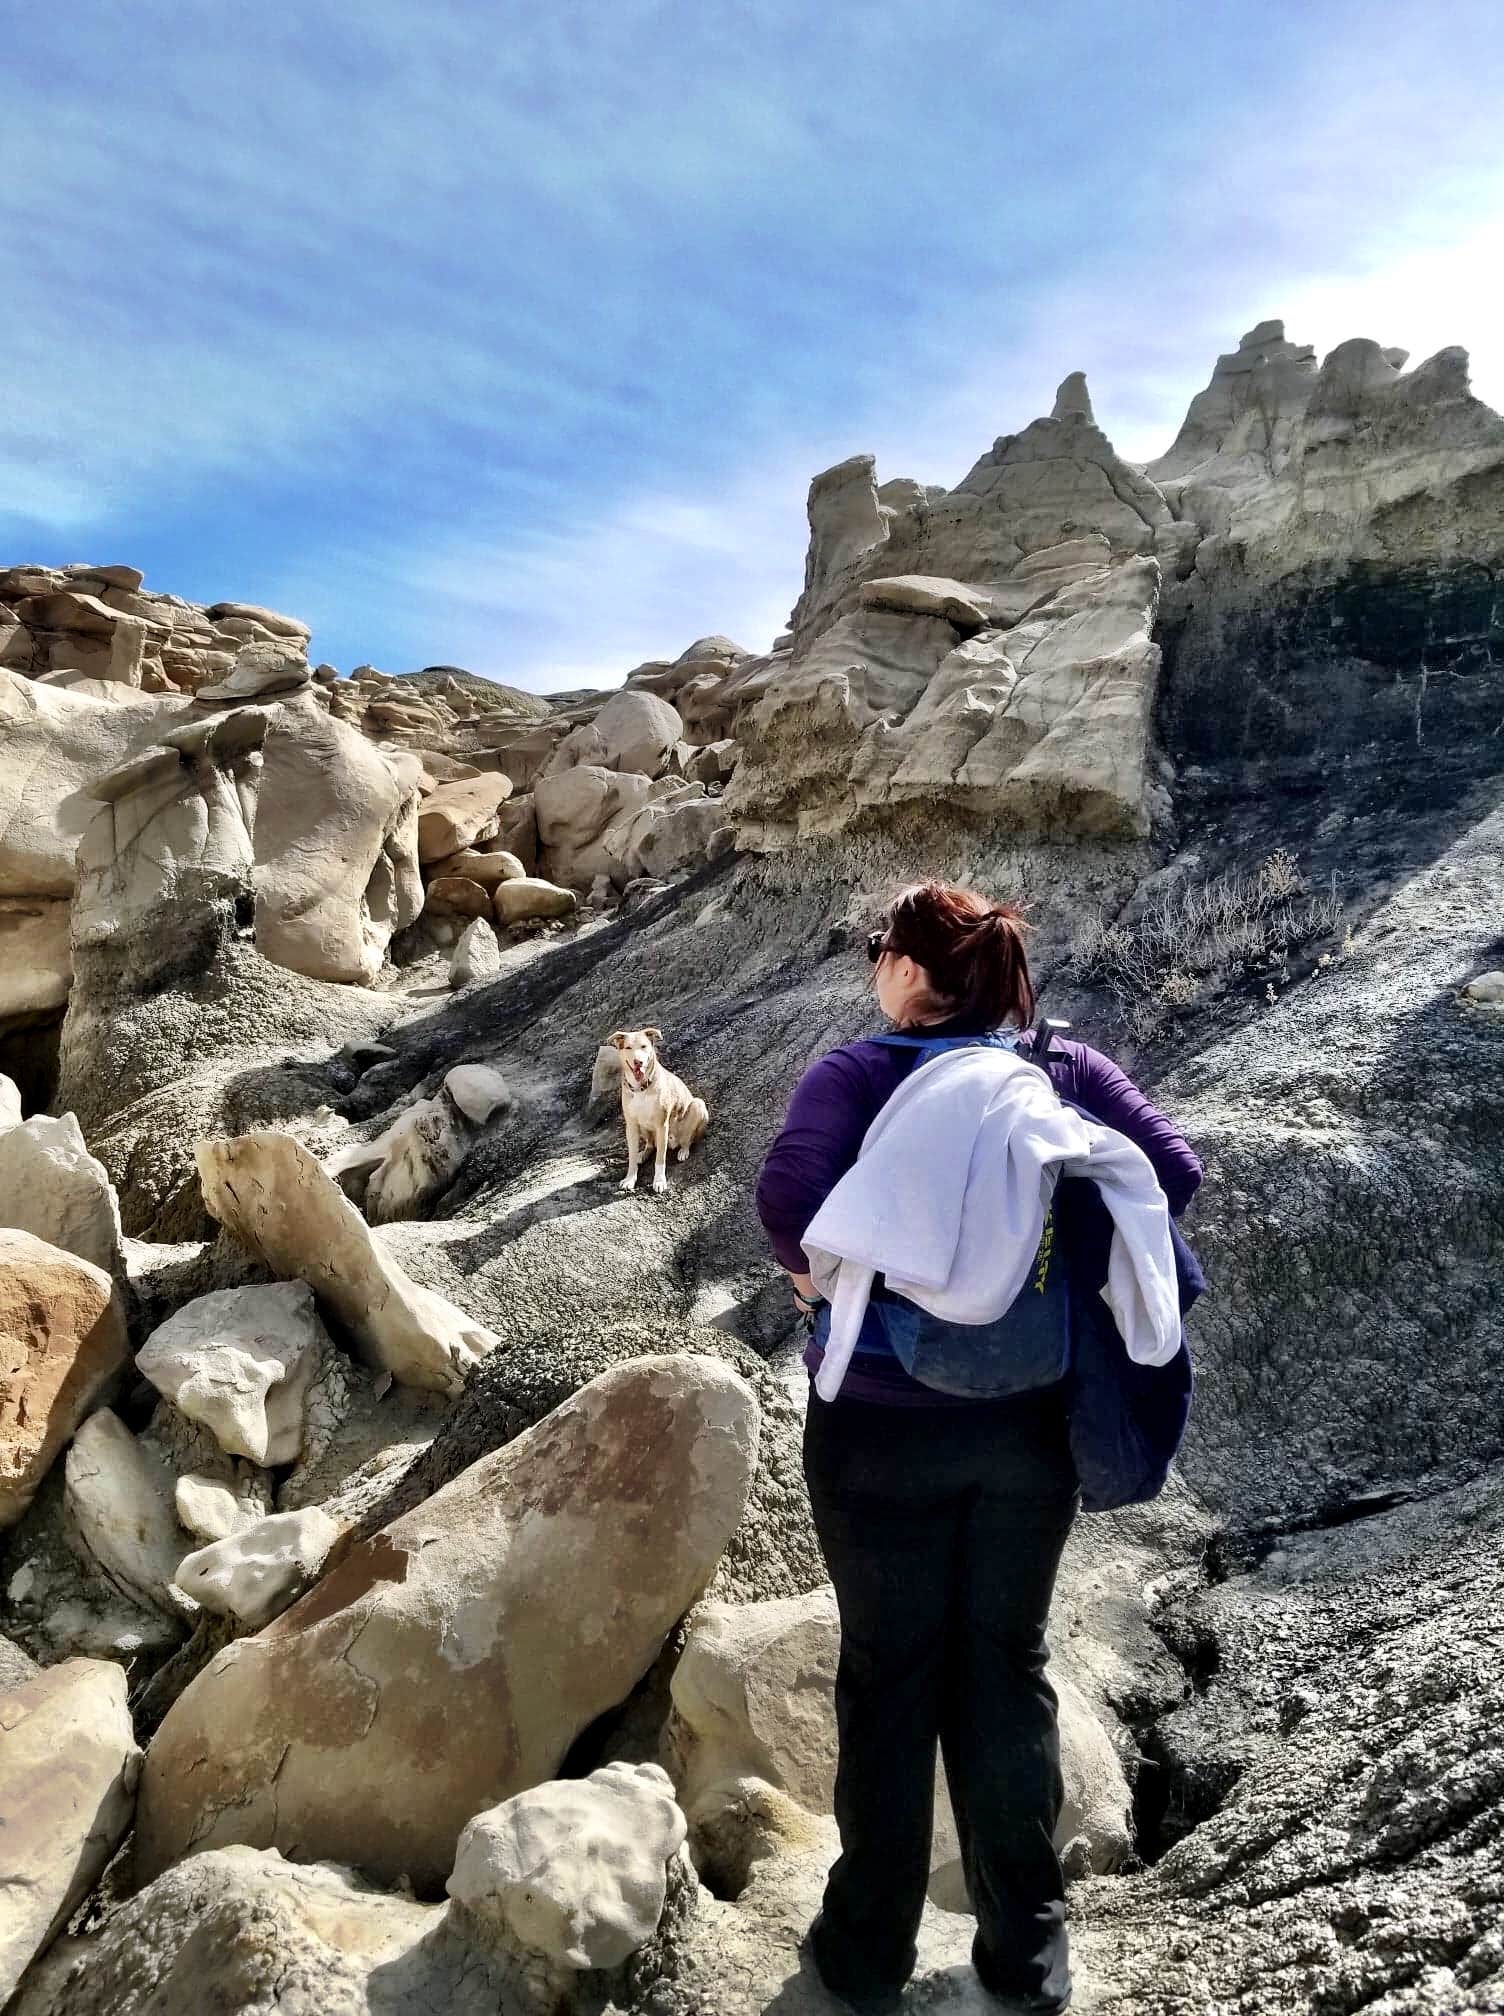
[{"x1": 1070, "y1": 850, "x2": 1344, "y2": 1044}]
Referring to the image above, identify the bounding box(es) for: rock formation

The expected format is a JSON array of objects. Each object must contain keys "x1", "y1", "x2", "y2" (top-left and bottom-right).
[{"x1": 1, "y1": 308, "x2": 1502, "y2": 2013}]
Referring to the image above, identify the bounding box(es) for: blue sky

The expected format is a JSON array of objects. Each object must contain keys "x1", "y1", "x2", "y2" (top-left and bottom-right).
[{"x1": 4, "y1": 0, "x2": 1502, "y2": 691}]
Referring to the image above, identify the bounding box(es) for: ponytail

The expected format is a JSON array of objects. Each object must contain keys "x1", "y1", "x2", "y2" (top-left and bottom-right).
[{"x1": 881, "y1": 881, "x2": 1035, "y2": 1030}]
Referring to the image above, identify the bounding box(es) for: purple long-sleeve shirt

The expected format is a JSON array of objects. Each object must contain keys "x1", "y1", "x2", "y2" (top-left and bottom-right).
[{"x1": 756, "y1": 1026, "x2": 1203, "y2": 1276}]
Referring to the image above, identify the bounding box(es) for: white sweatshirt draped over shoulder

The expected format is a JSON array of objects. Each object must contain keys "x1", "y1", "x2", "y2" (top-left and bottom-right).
[{"x1": 801, "y1": 1046, "x2": 1180, "y2": 1403}]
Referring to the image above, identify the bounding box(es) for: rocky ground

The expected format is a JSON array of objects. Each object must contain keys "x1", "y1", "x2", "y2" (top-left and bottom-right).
[{"x1": 1, "y1": 315, "x2": 1502, "y2": 2012}]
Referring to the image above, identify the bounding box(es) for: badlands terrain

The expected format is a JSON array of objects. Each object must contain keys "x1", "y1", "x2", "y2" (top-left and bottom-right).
[{"x1": 0, "y1": 318, "x2": 1501, "y2": 2014}]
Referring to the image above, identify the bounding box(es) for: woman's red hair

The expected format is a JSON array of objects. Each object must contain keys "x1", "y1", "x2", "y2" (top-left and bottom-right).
[{"x1": 881, "y1": 881, "x2": 1035, "y2": 1030}]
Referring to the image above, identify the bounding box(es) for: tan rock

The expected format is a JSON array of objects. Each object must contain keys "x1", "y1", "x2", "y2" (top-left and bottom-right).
[
  {"x1": 488, "y1": 795, "x2": 538, "y2": 873},
  {"x1": 0, "y1": 1659, "x2": 141, "y2": 2000},
  {"x1": 417, "y1": 774, "x2": 514, "y2": 863},
  {"x1": 205, "y1": 601, "x2": 311, "y2": 641},
  {"x1": 449, "y1": 917, "x2": 502, "y2": 988},
  {"x1": 424, "y1": 875, "x2": 492, "y2": 919},
  {"x1": 137, "y1": 1354, "x2": 760, "y2": 1891},
  {"x1": 494, "y1": 876, "x2": 579, "y2": 926},
  {"x1": 175, "y1": 1470, "x2": 273, "y2": 1544},
  {"x1": 0, "y1": 670, "x2": 191, "y2": 898},
  {"x1": 0, "y1": 1231, "x2": 127, "y2": 1528},
  {"x1": 532, "y1": 765, "x2": 653, "y2": 888},
  {"x1": 196, "y1": 1131, "x2": 498, "y2": 1394},
  {"x1": 438, "y1": 848, "x2": 526, "y2": 887},
  {"x1": 545, "y1": 688, "x2": 683, "y2": 780}
]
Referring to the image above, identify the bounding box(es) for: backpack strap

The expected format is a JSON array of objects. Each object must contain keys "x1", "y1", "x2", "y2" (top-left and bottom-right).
[{"x1": 871, "y1": 1030, "x2": 1025, "y2": 1071}]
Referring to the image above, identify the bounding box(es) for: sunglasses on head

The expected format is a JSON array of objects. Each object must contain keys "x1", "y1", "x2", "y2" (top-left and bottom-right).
[{"x1": 866, "y1": 932, "x2": 888, "y2": 963}]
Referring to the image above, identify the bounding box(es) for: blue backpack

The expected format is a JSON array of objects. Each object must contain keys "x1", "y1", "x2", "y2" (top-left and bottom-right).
[
  {"x1": 859, "y1": 1031, "x2": 1201, "y2": 1512},
  {"x1": 861, "y1": 1032, "x2": 1071, "y2": 1401}
]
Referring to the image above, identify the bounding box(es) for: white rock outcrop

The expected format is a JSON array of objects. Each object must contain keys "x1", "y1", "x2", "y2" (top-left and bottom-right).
[
  {"x1": 136, "y1": 1281, "x2": 330, "y2": 1466},
  {"x1": 63, "y1": 1409, "x2": 190, "y2": 1616},
  {"x1": 324, "y1": 1065, "x2": 511, "y2": 1225},
  {"x1": 0, "y1": 1658, "x2": 141, "y2": 2001},
  {"x1": 137, "y1": 1355, "x2": 760, "y2": 1891},
  {"x1": 447, "y1": 1761, "x2": 687, "y2": 1970},
  {"x1": 0, "y1": 1111, "x2": 123, "y2": 1276},
  {"x1": 175, "y1": 1506, "x2": 345, "y2": 1628},
  {"x1": 196, "y1": 1130, "x2": 499, "y2": 1393},
  {"x1": 0, "y1": 1231, "x2": 127, "y2": 1528}
]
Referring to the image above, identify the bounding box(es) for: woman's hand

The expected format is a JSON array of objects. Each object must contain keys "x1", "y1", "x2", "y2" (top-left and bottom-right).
[{"x1": 786, "y1": 1268, "x2": 820, "y2": 1313}]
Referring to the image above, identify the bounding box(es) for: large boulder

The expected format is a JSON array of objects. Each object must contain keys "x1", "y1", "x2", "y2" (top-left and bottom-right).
[
  {"x1": 0, "y1": 1659, "x2": 141, "y2": 2000},
  {"x1": 324, "y1": 1065, "x2": 511, "y2": 1225},
  {"x1": 136, "y1": 1281, "x2": 329, "y2": 1466},
  {"x1": 0, "y1": 1111, "x2": 123, "y2": 1276},
  {"x1": 532, "y1": 764, "x2": 653, "y2": 889},
  {"x1": 252, "y1": 697, "x2": 425, "y2": 984},
  {"x1": 545, "y1": 688, "x2": 683, "y2": 780},
  {"x1": 416, "y1": 773, "x2": 514, "y2": 863},
  {"x1": 137, "y1": 1355, "x2": 760, "y2": 1890},
  {"x1": 0, "y1": 1230, "x2": 127, "y2": 1528},
  {"x1": 196, "y1": 1131, "x2": 499, "y2": 1394}
]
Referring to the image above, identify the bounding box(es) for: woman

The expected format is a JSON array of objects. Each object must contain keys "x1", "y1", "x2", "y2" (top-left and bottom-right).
[{"x1": 756, "y1": 881, "x2": 1202, "y2": 2015}]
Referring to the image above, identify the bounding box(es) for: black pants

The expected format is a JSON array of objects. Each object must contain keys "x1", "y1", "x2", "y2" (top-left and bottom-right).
[{"x1": 803, "y1": 1387, "x2": 1078, "y2": 2008}]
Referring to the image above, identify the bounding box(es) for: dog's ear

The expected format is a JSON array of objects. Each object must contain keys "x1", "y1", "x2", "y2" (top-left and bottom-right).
[
  {"x1": 609, "y1": 1030, "x2": 630, "y2": 1050},
  {"x1": 644, "y1": 1027, "x2": 663, "y2": 1046}
]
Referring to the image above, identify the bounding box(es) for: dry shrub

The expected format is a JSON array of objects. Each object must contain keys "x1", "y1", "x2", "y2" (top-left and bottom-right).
[{"x1": 1070, "y1": 851, "x2": 1343, "y2": 1042}]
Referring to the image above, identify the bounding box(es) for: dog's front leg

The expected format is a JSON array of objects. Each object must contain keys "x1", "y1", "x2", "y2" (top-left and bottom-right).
[
  {"x1": 651, "y1": 1120, "x2": 670, "y2": 1194},
  {"x1": 620, "y1": 1112, "x2": 641, "y2": 1192}
]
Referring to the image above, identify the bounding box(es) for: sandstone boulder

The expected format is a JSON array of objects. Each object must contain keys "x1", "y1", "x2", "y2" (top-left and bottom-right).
[
  {"x1": 0, "y1": 1072, "x2": 21, "y2": 1129},
  {"x1": 194, "y1": 645, "x2": 310, "y2": 704},
  {"x1": 424, "y1": 874, "x2": 492, "y2": 918},
  {"x1": 684, "y1": 737, "x2": 739, "y2": 786},
  {"x1": 204, "y1": 601, "x2": 310, "y2": 641},
  {"x1": 449, "y1": 916, "x2": 501, "y2": 987},
  {"x1": 0, "y1": 670, "x2": 191, "y2": 898},
  {"x1": 175, "y1": 1506, "x2": 345, "y2": 1629},
  {"x1": 633, "y1": 799, "x2": 735, "y2": 880},
  {"x1": 437, "y1": 847, "x2": 526, "y2": 887},
  {"x1": 137, "y1": 1354, "x2": 760, "y2": 1890},
  {"x1": 0, "y1": 1111, "x2": 123, "y2": 1275},
  {"x1": 494, "y1": 875, "x2": 579, "y2": 926},
  {"x1": 448, "y1": 1761, "x2": 687, "y2": 1970},
  {"x1": 136, "y1": 1281, "x2": 329, "y2": 1467},
  {"x1": 533, "y1": 765, "x2": 653, "y2": 888},
  {"x1": 196, "y1": 1131, "x2": 498, "y2": 1393},
  {"x1": 488, "y1": 795, "x2": 538, "y2": 871},
  {"x1": 417, "y1": 773, "x2": 514, "y2": 863},
  {"x1": 252, "y1": 698, "x2": 425, "y2": 984},
  {"x1": 0, "y1": 1659, "x2": 141, "y2": 2001},
  {"x1": 545, "y1": 688, "x2": 683, "y2": 779},
  {"x1": 64, "y1": 1409, "x2": 191, "y2": 1616},
  {"x1": 0, "y1": 1231, "x2": 127, "y2": 1528}
]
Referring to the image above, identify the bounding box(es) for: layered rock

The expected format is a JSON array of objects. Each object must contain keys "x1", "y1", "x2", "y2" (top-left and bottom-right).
[
  {"x1": 0, "y1": 1658, "x2": 141, "y2": 2000},
  {"x1": 0, "y1": 1230, "x2": 127, "y2": 1527},
  {"x1": 728, "y1": 384, "x2": 1173, "y2": 847},
  {"x1": 138, "y1": 1355, "x2": 760, "y2": 1890}
]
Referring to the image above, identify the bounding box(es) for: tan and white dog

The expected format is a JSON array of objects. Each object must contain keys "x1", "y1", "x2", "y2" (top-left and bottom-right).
[{"x1": 609, "y1": 1027, "x2": 709, "y2": 1193}]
